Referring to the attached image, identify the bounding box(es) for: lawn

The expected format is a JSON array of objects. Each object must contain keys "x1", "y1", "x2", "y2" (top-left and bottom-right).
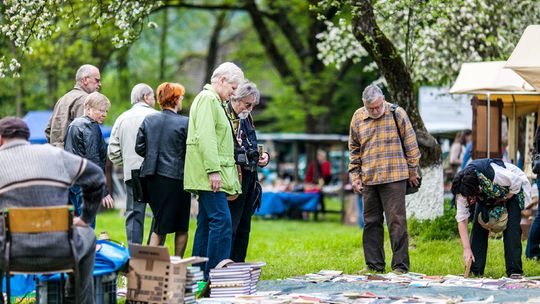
[{"x1": 94, "y1": 199, "x2": 540, "y2": 280}]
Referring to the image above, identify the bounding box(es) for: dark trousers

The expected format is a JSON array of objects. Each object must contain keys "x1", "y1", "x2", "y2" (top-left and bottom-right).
[
  {"x1": 526, "y1": 178, "x2": 540, "y2": 259},
  {"x1": 362, "y1": 180, "x2": 409, "y2": 272},
  {"x1": 470, "y1": 196, "x2": 523, "y2": 276},
  {"x1": 125, "y1": 180, "x2": 147, "y2": 244},
  {"x1": 228, "y1": 170, "x2": 257, "y2": 262}
]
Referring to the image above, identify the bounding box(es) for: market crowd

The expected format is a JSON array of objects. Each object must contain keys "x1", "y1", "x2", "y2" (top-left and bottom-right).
[{"x1": 1, "y1": 61, "x2": 540, "y2": 304}]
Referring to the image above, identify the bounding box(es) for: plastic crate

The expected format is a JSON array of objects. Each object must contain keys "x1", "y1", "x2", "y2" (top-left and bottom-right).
[{"x1": 36, "y1": 272, "x2": 117, "y2": 304}]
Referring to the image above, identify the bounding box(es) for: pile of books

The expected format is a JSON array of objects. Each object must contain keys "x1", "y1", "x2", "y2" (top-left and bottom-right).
[
  {"x1": 209, "y1": 262, "x2": 266, "y2": 298},
  {"x1": 184, "y1": 266, "x2": 204, "y2": 303}
]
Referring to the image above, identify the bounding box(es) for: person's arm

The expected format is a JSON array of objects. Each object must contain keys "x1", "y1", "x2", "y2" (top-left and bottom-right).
[
  {"x1": 492, "y1": 162, "x2": 532, "y2": 203},
  {"x1": 455, "y1": 194, "x2": 474, "y2": 264},
  {"x1": 45, "y1": 115, "x2": 53, "y2": 142},
  {"x1": 196, "y1": 97, "x2": 221, "y2": 174},
  {"x1": 135, "y1": 121, "x2": 147, "y2": 158},
  {"x1": 348, "y1": 113, "x2": 363, "y2": 193},
  {"x1": 458, "y1": 219, "x2": 474, "y2": 264},
  {"x1": 491, "y1": 163, "x2": 526, "y2": 195},
  {"x1": 107, "y1": 119, "x2": 123, "y2": 167}
]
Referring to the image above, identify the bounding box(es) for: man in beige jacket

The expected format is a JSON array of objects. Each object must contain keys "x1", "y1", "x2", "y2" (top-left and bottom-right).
[{"x1": 45, "y1": 64, "x2": 101, "y2": 148}]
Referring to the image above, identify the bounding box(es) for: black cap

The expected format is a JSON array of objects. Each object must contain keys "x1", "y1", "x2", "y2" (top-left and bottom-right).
[{"x1": 0, "y1": 117, "x2": 30, "y2": 140}]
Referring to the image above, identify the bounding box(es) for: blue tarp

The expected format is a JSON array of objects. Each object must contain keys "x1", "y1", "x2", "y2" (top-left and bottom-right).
[
  {"x1": 40, "y1": 240, "x2": 129, "y2": 281},
  {"x1": 22, "y1": 110, "x2": 112, "y2": 144}
]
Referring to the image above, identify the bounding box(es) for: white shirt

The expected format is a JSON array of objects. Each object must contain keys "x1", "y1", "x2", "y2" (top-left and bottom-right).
[
  {"x1": 455, "y1": 162, "x2": 531, "y2": 222},
  {"x1": 107, "y1": 102, "x2": 157, "y2": 181}
]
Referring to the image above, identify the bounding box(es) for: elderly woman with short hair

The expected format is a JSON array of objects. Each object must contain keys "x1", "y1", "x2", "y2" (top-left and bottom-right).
[
  {"x1": 136, "y1": 82, "x2": 190, "y2": 257},
  {"x1": 185, "y1": 62, "x2": 244, "y2": 279},
  {"x1": 65, "y1": 92, "x2": 114, "y2": 226}
]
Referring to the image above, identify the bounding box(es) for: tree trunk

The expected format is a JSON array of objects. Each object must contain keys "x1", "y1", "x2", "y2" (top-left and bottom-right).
[
  {"x1": 159, "y1": 8, "x2": 169, "y2": 81},
  {"x1": 205, "y1": 12, "x2": 227, "y2": 84},
  {"x1": 350, "y1": 0, "x2": 440, "y2": 166}
]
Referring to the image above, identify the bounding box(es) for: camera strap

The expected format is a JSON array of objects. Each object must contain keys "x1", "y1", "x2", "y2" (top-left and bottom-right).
[{"x1": 221, "y1": 102, "x2": 244, "y2": 152}]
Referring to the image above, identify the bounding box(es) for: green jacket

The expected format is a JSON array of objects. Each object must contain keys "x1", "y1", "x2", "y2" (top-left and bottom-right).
[{"x1": 184, "y1": 84, "x2": 241, "y2": 195}]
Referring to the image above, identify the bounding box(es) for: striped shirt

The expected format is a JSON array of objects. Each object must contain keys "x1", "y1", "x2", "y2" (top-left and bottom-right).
[{"x1": 348, "y1": 102, "x2": 420, "y2": 185}]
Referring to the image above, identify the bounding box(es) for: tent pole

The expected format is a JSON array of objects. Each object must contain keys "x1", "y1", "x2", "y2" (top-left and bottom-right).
[
  {"x1": 511, "y1": 95, "x2": 517, "y2": 164},
  {"x1": 487, "y1": 93, "x2": 491, "y2": 158}
]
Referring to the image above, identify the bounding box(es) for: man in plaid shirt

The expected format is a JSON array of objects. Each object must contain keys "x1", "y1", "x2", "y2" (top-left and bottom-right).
[{"x1": 349, "y1": 84, "x2": 421, "y2": 274}]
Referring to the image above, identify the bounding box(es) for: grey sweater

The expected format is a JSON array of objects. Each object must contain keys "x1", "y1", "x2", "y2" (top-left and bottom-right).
[{"x1": 0, "y1": 140, "x2": 105, "y2": 224}]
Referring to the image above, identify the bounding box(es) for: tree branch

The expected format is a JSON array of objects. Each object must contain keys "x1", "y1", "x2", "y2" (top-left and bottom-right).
[
  {"x1": 243, "y1": 0, "x2": 306, "y2": 100},
  {"x1": 266, "y1": 2, "x2": 307, "y2": 63}
]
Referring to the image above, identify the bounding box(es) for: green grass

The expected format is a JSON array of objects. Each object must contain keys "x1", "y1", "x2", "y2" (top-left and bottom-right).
[{"x1": 94, "y1": 202, "x2": 540, "y2": 281}]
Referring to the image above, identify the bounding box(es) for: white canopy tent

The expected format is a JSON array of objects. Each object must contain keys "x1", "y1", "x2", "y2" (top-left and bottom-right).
[
  {"x1": 449, "y1": 61, "x2": 540, "y2": 163},
  {"x1": 506, "y1": 25, "x2": 540, "y2": 92}
]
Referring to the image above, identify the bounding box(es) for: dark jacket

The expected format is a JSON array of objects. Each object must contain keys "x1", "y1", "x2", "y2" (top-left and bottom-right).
[
  {"x1": 64, "y1": 115, "x2": 107, "y2": 172},
  {"x1": 136, "y1": 109, "x2": 189, "y2": 180}
]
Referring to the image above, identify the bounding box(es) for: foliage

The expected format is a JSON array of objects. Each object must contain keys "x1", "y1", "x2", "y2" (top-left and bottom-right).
[
  {"x1": 315, "y1": 0, "x2": 540, "y2": 85},
  {"x1": 1, "y1": 0, "x2": 377, "y2": 133},
  {"x1": 0, "y1": 0, "x2": 162, "y2": 78},
  {"x1": 408, "y1": 204, "x2": 459, "y2": 241}
]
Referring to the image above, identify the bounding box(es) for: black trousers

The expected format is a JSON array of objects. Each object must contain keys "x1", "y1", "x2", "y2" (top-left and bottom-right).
[
  {"x1": 228, "y1": 169, "x2": 257, "y2": 262},
  {"x1": 470, "y1": 196, "x2": 523, "y2": 276}
]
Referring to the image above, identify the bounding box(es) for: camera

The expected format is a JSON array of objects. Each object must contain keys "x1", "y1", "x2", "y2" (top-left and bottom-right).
[{"x1": 234, "y1": 147, "x2": 260, "y2": 167}]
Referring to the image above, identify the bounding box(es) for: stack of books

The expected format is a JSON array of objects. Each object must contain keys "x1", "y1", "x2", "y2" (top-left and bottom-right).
[
  {"x1": 184, "y1": 266, "x2": 204, "y2": 303},
  {"x1": 209, "y1": 262, "x2": 266, "y2": 298}
]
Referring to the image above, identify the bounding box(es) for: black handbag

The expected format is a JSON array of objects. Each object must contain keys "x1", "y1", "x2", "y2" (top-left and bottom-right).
[
  {"x1": 532, "y1": 154, "x2": 540, "y2": 174},
  {"x1": 390, "y1": 104, "x2": 422, "y2": 195},
  {"x1": 131, "y1": 168, "x2": 147, "y2": 203}
]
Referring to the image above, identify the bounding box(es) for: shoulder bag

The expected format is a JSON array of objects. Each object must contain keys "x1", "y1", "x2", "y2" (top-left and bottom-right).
[{"x1": 390, "y1": 104, "x2": 422, "y2": 195}]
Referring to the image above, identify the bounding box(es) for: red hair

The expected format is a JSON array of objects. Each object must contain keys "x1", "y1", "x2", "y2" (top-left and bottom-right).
[{"x1": 156, "y1": 82, "x2": 185, "y2": 109}]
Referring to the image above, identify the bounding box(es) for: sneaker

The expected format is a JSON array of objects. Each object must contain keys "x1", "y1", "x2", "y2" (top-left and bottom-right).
[
  {"x1": 392, "y1": 269, "x2": 408, "y2": 275},
  {"x1": 510, "y1": 273, "x2": 523, "y2": 280},
  {"x1": 357, "y1": 267, "x2": 383, "y2": 275}
]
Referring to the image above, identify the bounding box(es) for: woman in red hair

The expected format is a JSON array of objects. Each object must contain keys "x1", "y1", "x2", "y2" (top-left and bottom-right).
[{"x1": 135, "y1": 82, "x2": 191, "y2": 257}]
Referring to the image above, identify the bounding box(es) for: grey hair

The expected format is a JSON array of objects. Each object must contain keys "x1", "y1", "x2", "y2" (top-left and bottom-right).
[
  {"x1": 75, "y1": 64, "x2": 99, "y2": 84},
  {"x1": 131, "y1": 83, "x2": 153, "y2": 105},
  {"x1": 232, "y1": 80, "x2": 260, "y2": 105},
  {"x1": 362, "y1": 84, "x2": 384, "y2": 105},
  {"x1": 210, "y1": 62, "x2": 244, "y2": 85},
  {"x1": 84, "y1": 92, "x2": 110, "y2": 110}
]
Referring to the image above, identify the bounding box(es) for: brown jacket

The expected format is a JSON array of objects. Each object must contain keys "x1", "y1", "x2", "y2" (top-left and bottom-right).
[{"x1": 45, "y1": 86, "x2": 88, "y2": 148}]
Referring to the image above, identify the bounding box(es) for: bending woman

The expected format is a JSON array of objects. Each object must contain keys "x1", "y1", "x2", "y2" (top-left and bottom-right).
[
  {"x1": 136, "y1": 82, "x2": 190, "y2": 257},
  {"x1": 451, "y1": 158, "x2": 531, "y2": 278}
]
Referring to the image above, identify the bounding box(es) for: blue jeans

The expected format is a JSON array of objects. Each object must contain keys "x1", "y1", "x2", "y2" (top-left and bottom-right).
[
  {"x1": 357, "y1": 194, "x2": 364, "y2": 229},
  {"x1": 192, "y1": 191, "x2": 232, "y2": 279},
  {"x1": 69, "y1": 185, "x2": 95, "y2": 229},
  {"x1": 526, "y1": 178, "x2": 540, "y2": 259}
]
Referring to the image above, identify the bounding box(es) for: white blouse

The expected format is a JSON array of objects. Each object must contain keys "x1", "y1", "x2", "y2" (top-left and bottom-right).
[{"x1": 455, "y1": 162, "x2": 531, "y2": 222}]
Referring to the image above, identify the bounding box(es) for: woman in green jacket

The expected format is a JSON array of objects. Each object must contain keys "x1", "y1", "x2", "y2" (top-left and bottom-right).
[{"x1": 185, "y1": 62, "x2": 244, "y2": 279}]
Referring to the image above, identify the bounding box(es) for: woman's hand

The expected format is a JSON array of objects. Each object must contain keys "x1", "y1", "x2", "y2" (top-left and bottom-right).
[
  {"x1": 208, "y1": 172, "x2": 222, "y2": 192},
  {"x1": 101, "y1": 194, "x2": 114, "y2": 208},
  {"x1": 463, "y1": 247, "x2": 475, "y2": 265}
]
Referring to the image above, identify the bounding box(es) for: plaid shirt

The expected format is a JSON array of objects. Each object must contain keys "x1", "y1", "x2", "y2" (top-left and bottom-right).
[{"x1": 348, "y1": 102, "x2": 420, "y2": 185}]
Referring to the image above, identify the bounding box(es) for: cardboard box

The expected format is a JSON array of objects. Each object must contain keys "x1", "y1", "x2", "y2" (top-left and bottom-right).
[{"x1": 127, "y1": 244, "x2": 207, "y2": 304}]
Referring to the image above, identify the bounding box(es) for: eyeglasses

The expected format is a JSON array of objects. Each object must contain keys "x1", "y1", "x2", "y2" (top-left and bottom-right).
[
  {"x1": 242, "y1": 100, "x2": 254, "y2": 109},
  {"x1": 179, "y1": 95, "x2": 184, "y2": 101}
]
